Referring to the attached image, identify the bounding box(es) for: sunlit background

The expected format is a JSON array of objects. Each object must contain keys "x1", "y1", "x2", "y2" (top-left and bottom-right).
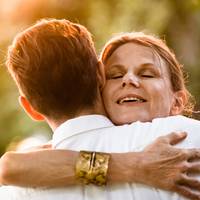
[{"x1": 0, "y1": 0, "x2": 200, "y2": 156}]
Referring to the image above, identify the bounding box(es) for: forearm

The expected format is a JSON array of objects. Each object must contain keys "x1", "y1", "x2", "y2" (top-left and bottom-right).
[
  {"x1": 108, "y1": 152, "x2": 141, "y2": 183},
  {"x1": 0, "y1": 150, "x2": 78, "y2": 187},
  {"x1": 0, "y1": 149, "x2": 139, "y2": 187}
]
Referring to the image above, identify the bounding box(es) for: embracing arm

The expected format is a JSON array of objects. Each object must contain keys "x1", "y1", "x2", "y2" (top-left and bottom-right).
[{"x1": 0, "y1": 132, "x2": 200, "y2": 199}]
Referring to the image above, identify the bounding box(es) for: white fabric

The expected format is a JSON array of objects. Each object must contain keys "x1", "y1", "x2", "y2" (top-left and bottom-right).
[{"x1": 1, "y1": 115, "x2": 200, "y2": 200}]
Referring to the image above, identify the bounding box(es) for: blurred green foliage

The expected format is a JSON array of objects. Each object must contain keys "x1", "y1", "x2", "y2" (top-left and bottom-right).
[{"x1": 0, "y1": 0, "x2": 199, "y2": 155}]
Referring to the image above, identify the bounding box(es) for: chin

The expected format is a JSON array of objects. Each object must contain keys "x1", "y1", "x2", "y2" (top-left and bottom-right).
[
  {"x1": 111, "y1": 115, "x2": 144, "y2": 125},
  {"x1": 115, "y1": 114, "x2": 154, "y2": 125}
]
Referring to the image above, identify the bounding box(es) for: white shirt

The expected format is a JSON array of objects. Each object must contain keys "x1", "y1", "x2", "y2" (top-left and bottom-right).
[{"x1": 1, "y1": 115, "x2": 200, "y2": 200}]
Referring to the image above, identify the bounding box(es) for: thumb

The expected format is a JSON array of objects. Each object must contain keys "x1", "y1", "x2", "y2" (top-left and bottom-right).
[{"x1": 165, "y1": 132, "x2": 187, "y2": 145}]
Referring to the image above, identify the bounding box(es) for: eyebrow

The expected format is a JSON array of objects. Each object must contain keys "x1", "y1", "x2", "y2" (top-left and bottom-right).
[
  {"x1": 107, "y1": 63, "x2": 158, "y2": 70},
  {"x1": 139, "y1": 63, "x2": 161, "y2": 75},
  {"x1": 140, "y1": 62, "x2": 161, "y2": 69},
  {"x1": 105, "y1": 64, "x2": 126, "y2": 72},
  {"x1": 140, "y1": 63, "x2": 157, "y2": 68}
]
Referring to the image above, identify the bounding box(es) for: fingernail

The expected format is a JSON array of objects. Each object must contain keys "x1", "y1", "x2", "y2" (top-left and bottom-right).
[{"x1": 178, "y1": 132, "x2": 187, "y2": 137}]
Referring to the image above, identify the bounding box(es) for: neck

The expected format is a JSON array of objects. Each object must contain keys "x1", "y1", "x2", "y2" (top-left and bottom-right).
[{"x1": 46, "y1": 93, "x2": 107, "y2": 131}]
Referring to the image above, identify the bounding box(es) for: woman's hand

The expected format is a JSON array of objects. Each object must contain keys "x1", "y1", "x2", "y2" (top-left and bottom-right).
[{"x1": 126, "y1": 132, "x2": 200, "y2": 200}]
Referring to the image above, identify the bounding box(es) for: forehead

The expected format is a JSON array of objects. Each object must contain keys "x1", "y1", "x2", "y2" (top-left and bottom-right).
[
  {"x1": 105, "y1": 42, "x2": 170, "y2": 74},
  {"x1": 106, "y1": 42, "x2": 159, "y2": 66}
]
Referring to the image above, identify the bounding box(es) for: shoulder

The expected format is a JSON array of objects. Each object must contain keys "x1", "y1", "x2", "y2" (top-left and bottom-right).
[
  {"x1": 151, "y1": 115, "x2": 200, "y2": 127},
  {"x1": 0, "y1": 186, "x2": 15, "y2": 199}
]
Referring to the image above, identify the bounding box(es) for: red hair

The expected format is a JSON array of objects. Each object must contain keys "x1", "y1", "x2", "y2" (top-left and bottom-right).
[{"x1": 7, "y1": 19, "x2": 99, "y2": 119}]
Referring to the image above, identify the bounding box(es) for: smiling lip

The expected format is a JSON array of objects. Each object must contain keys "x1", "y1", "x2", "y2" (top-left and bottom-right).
[{"x1": 116, "y1": 95, "x2": 147, "y2": 105}]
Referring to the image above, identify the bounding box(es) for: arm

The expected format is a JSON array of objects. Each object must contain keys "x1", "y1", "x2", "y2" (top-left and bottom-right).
[{"x1": 1, "y1": 132, "x2": 200, "y2": 199}]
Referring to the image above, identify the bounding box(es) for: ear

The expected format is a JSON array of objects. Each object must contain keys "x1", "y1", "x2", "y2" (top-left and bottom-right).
[
  {"x1": 96, "y1": 61, "x2": 106, "y2": 91},
  {"x1": 19, "y1": 96, "x2": 45, "y2": 121},
  {"x1": 170, "y1": 90, "x2": 187, "y2": 115}
]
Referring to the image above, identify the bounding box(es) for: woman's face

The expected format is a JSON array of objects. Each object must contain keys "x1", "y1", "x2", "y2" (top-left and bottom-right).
[{"x1": 102, "y1": 42, "x2": 180, "y2": 125}]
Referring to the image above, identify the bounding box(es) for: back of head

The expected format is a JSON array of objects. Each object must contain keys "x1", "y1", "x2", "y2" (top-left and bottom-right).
[
  {"x1": 6, "y1": 19, "x2": 99, "y2": 119},
  {"x1": 100, "y1": 32, "x2": 194, "y2": 116}
]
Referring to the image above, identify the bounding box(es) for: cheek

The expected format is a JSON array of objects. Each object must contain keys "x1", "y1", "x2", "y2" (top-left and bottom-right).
[
  {"x1": 148, "y1": 82, "x2": 174, "y2": 105},
  {"x1": 102, "y1": 82, "x2": 115, "y2": 103},
  {"x1": 151, "y1": 85, "x2": 174, "y2": 113},
  {"x1": 150, "y1": 81, "x2": 171, "y2": 97},
  {"x1": 102, "y1": 86, "x2": 112, "y2": 110},
  {"x1": 102, "y1": 82, "x2": 120, "y2": 118}
]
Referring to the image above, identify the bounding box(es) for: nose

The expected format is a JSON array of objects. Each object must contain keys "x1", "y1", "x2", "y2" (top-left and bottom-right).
[{"x1": 122, "y1": 73, "x2": 140, "y2": 88}]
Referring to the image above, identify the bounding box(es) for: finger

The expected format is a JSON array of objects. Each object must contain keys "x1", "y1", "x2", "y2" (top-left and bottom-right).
[
  {"x1": 162, "y1": 132, "x2": 187, "y2": 145},
  {"x1": 188, "y1": 162, "x2": 200, "y2": 173},
  {"x1": 178, "y1": 175, "x2": 200, "y2": 190},
  {"x1": 174, "y1": 185, "x2": 200, "y2": 200},
  {"x1": 187, "y1": 149, "x2": 200, "y2": 161}
]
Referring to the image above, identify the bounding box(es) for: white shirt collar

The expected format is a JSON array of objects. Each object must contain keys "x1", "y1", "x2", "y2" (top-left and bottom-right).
[{"x1": 52, "y1": 115, "x2": 114, "y2": 147}]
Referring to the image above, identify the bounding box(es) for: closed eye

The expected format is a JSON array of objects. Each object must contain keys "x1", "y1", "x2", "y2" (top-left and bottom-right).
[
  {"x1": 141, "y1": 74, "x2": 155, "y2": 78},
  {"x1": 139, "y1": 65, "x2": 160, "y2": 78},
  {"x1": 106, "y1": 73, "x2": 124, "y2": 79},
  {"x1": 112, "y1": 75, "x2": 123, "y2": 79},
  {"x1": 105, "y1": 64, "x2": 126, "y2": 80}
]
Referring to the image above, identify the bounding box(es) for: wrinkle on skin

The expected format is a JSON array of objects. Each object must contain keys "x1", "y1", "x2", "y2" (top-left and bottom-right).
[{"x1": 102, "y1": 43, "x2": 180, "y2": 125}]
